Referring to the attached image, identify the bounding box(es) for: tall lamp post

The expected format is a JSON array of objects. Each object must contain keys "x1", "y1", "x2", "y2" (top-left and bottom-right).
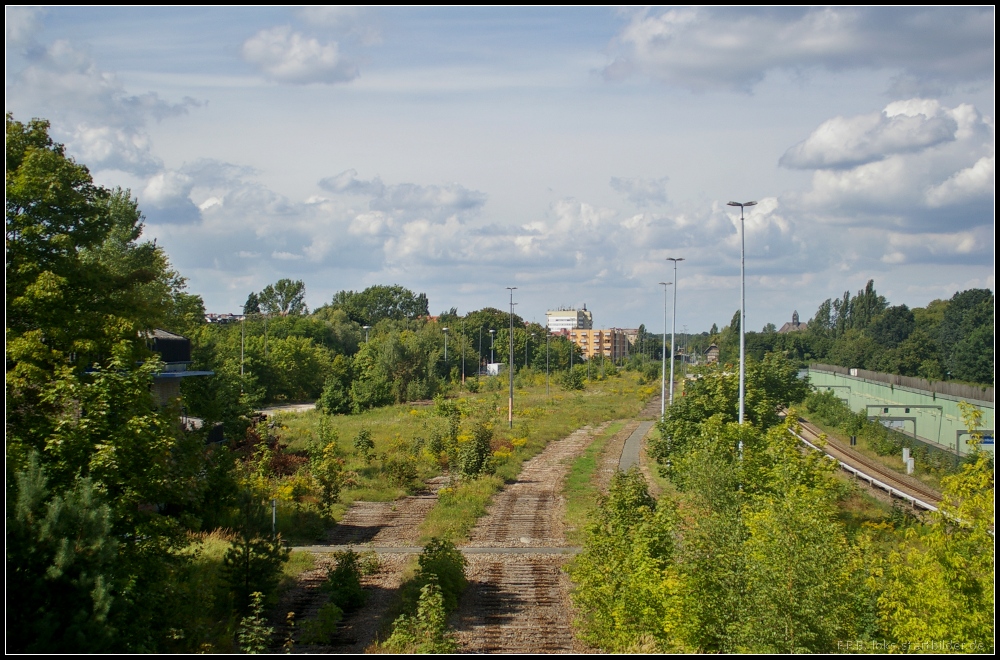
[
  {"x1": 659, "y1": 281, "x2": 672, "y2": 420},
  {"x1": 363, "y1": 325, "x2": 371, "y2": 342},
  {"x1": 545, "y1": 331, "x2": 550, "y2": 397},
  {"x1": 727, "y1": 201, "x2": 756, "y2": 426},
  {"x1": 506, "y1": 287, "x2": 517, "y2": 428},
  {"x1": 442, "y1": 327, "x2": 449, "y2": 379},
  {"x1": 489, "y1": 329, "x2": 495, "y2": 365},
  {"x1": 461, "y1": 319, "x2": 466, "y2": 387},
  {"x1": 666, "y1": 257, "x2": 685, "y2": 406},
  {"x1": 526, "y1": 332, "x2": 535, "y2": 368}
]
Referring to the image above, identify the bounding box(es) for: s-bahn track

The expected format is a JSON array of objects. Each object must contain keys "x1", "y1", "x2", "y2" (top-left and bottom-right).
[{"x1": 792, "y1": 416, "x2": 943, "y2": 511}]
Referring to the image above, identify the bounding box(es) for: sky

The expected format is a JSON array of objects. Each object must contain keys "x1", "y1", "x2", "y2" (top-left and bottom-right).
[{"x1": 6, "y1": 7, "x2": 995, "y2": 334}]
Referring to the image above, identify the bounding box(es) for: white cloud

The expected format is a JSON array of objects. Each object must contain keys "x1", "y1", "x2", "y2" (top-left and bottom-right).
[
  {"x1": 605, "y1": 7, "x2": 994, "y2": 92},
  {"x1": 924, "y1": 156, "x2": 995, "y2": 208},
  {"x1": 297, "y1": 6, "x2": 382, "y2": 46},
  {"x1": 780, "y1": 101, "x2": 958, "y2": 169},
  {"x1": 786, "y1": 100, "x2": 994, "y2": 230},
  {"x1": 610, "y1": 176, "x2": 669, "y2": 207},
  {"x1": 319, "y1": 170, "x2": 487, "y2": 218},
  {"x1": 242, "y1": 26, "x2": 358, "y2": 84},
  {"x1": 7, "y1": 34, "x2": 199, "y2": 175},
  {"x1": 880, "y1": 226, "x2": 993, "y2": 265}
]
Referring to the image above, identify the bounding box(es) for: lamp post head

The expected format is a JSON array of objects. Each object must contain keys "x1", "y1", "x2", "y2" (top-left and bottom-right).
[
  {"x1": 659, "y1": 281, "x2": 672, "y2": 287},
  {"x1": 443, "y1": 327, "x2": 449, "y2": 333},
  {"x1": 727, "y1": 200, "x2": 757, "y2": 209},
  {"x1": 666, "y1": 257, "x2": 685, "y2": 263}
]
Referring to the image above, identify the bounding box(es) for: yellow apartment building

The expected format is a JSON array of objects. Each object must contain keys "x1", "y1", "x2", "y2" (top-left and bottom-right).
[{"x1": 568, "y1": 328, "x2": 629, "y2": 361}]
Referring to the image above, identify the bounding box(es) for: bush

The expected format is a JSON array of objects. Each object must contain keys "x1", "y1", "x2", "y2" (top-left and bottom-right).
[
  {"x1": 458, "y1": 420, "x2": 494, "y2": 478},
  {"x1": 222, "y1": 491, "x2": 291, "y2": 614},
  {"x1": 383, "y1": 580, "x2": 457, "y2": 653},
  {"x1": 299, "y1": 601, "x2": 343, "y2": 645},
  {"x1": 317, "y1": 376, "x2": 351, "y2": 415},
  {"x1": 560, "y1": 365, "x2": 586, "y2": 391},
  {"x1": 237, "y1": 592, "x2": 274, "y2": 653},
  {"x1": 353, "y1": 428, "x2": 375, "y2": 462},
  {"x1": 324, "y1": 551, "x2": 367, "y2": 612},
  {"x1": 383, "y1": 539, "x2": 466, "y2": 653}
]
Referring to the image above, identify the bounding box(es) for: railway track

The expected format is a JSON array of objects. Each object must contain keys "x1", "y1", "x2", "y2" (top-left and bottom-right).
[
  {"x1": 793, "y1": 417, "x2": 943, "y2": 510},
  {"x1": 453, "y1": 423, "x2": 610, "y2": 653},
  {"x1": 325, "y1": 475, "x2": 450, "y2": 546},
  {"x1": 275, "y1": 476, "x2": 449, "y2": 652}
]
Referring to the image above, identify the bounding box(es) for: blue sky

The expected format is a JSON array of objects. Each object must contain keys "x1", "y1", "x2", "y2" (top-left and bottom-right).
[{"x1": 6, "y1": 7, "x2": 994, "y2": 333}]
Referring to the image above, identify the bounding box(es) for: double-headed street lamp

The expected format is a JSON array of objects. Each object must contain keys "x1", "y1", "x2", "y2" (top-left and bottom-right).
[
  {"x1": 658, "y1": 281, "x2": 672, "y2": 420},
  {"x1": 666, "y1": 257, "x2": 685, "y2": 407},
  {"x1": 727, "y1": 200, "x2": 756, "y2": 427},
  {"x1": 363, "y1": 325, "x2": 371, "y2": 343},
  {"x1": 443, "y1": 327, "x2": 449, "y2": 374}
]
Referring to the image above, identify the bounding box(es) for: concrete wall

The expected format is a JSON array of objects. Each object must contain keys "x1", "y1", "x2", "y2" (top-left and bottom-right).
[{"x1": 808, "y1": 367, "x2": 994, "y2": 456}]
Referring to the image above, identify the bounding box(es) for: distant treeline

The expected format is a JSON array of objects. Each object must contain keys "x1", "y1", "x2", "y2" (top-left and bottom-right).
[{"x1": 708, "y1": 280, "x2": 994, "y2": 386}]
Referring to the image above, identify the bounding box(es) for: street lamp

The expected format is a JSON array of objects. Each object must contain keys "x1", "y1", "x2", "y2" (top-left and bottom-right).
[
  {"x1": 363, "y1": 325, "x2": 371, "y2": 342},
  {"x1": 506, "y1": 287, "x2": 517, "y2": 428},
  {"x1": 727, "y1": 200, "x2": 756, "y2": 427},
  {"x1": 461, "y1": 319, "x2": 466, "y2": 387},
  {"x1": 546, "y1": 331, "x2": 550, "y2": 397},
  {"x1": 443, "y1": 327, "x2": 449, "y2": 377},
  {"x1": 666, "y1": 257, "x2": 685, "y2": 406},
  {"x1": 526, "y1": 332, "x2": 535, "y2": 368},
  {"x1": 659, "y1": 281, "x2": 672, "y2": 420},
  {"x1": 489, "y1": 329, "x2": 495, "y2": 365}
]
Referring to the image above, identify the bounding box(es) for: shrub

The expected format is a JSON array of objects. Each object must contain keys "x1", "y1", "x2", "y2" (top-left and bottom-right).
[
  {"x1": 560, "y1": 365, "x2": 586, "y2": 391},
  {"x1": 383, "y1": 580, "x2": 457, "y2": 653},
  {"x1": 411, "y1": 538, "x2": 467, "y2": 612},
  {"x1": 298, "y1": 601, "x2": 343, "y2": 646},
  {"x1": 353, "y1": 428, "x2": 375, "y2": 462},
  {"x1": 324, "y1": 551, "x2": 368, "y2": 612},
  {"x1": 237, "y1": 592, "x2": 273, "y2": 653}
]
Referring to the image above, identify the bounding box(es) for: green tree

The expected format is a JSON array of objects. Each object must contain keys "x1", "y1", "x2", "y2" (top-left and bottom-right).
[
  {"x1": 6, "y1": 454, "x2": 117, "y2": 652},
  {"x1": 258, "y1": 279, "x2": 307, "y2": 316},
  {"x1": 328, "y1": 284, "x2": 429, "y2": 326},
  {"x1": 6, "y1": 115, "x2": 234, "y2": 650},
  {"x1": 878, "y1": 403, "x2": 994, "y2": 651}
]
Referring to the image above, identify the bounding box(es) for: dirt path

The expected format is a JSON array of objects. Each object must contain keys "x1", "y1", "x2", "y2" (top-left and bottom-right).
[{"x1": 452, "y1": 423, "x2": 611, "y2": 653}]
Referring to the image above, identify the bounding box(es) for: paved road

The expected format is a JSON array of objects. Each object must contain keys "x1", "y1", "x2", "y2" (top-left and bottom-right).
[{"x1": 618, "y1": 420, "x2": 655, "y2": 471}]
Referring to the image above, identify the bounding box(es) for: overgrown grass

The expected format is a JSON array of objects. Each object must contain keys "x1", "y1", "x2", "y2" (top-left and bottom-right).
[
  {"x1": 641, "y1": 425, "x2": 675, "y2": 497},
  {"x1": 416, "y1": 374, "x2": 647, "y2": 544},
  {"x1": 265, "y1": 372, "x2": 649, "y2": 545},
  {"x1": 563, "y1": 421, "x2": 625, "y2": 545}
]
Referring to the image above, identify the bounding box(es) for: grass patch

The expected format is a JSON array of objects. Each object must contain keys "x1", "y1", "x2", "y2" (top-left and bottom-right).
[
  {"x1": 420, "y1": 475, "x2": 504, "y2": 543},
  {"x1": 563, "y1": 421, "x2": 625, "y2": 545}
]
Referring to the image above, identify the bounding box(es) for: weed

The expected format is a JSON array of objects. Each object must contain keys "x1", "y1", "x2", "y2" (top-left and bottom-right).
[{"x1": 236, "y1": 592, "x2": 273, "y2": 653}]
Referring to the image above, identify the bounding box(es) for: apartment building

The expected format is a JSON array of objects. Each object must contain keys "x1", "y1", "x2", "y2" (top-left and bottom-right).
[{"x1": 568, "y1": 328, "x2": 629, "y2": 361}]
